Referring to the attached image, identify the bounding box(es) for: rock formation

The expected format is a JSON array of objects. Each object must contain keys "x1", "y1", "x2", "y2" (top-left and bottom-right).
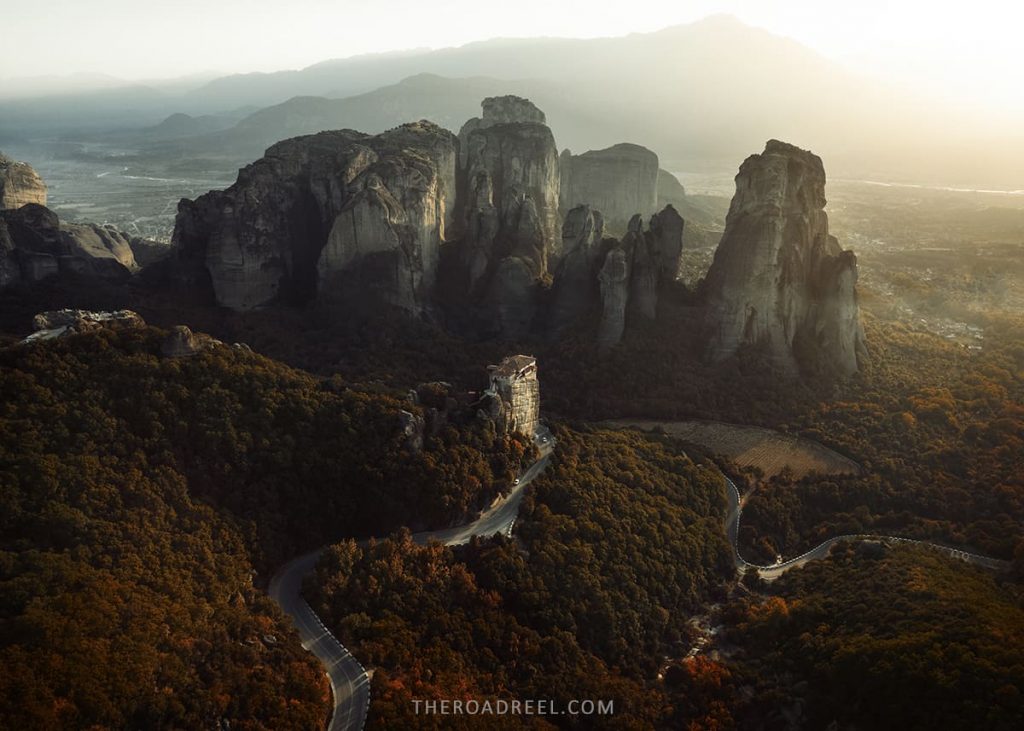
[
  {"x1": 657, "y1": 168, "x2": 687, "y2": 210},
  {"x1": 160, "y1": 325, "x2": 222, "y2": 358},
  {"x1": 398, "y1": 410, "x2": 426, "y2": 452},
  {"x1": 0, "y1": 204, "x2": 137, "y2": 287},
  {"x1": 173, "y1": 122, "x2": 457, "y2": 312},
  {"x1": 456, "y1": 96, "x2": 560, "y2": 337},
  {"x1": 595, "y1": 207, "x2": 685, "y2": 350},
  {"x1": 24, "y1": 309, "x2": 145, "y2": 344},
  {"x1": 548, "y1": 205, "x2": 604, "y2": 335},
  {"x1": 703, "y1": 140, "x2": 866, "y2": 376},
  {"x1": 546, "y1": 203, "x2": 686, "y2": 350},
  {"x1": 0, "y1": 154, "x2": 47, "y2": 210},
  {"x1": 597, "y1": 244, "x2": 632, "y2": 350},
  {"x1": 559, "y1": 144, "x2": 659, "y2": 227},
  {"x1": 484, "y1": 355, "x2": 540, "y2": 438}
]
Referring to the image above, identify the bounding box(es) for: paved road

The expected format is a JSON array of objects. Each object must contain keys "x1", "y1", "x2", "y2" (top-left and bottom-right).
[
  {"x1": 723, "y1": 475, "x2": 1009, "y2": 580},
  {"x1": 268, "y1": 550, "x2": 371, "y2": 731},
  {"x1": 268, "y1": 437, "x2": 554, "y2": 731}
]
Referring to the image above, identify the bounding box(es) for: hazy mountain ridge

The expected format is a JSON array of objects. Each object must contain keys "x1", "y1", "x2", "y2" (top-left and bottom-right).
[{"x1": 3, "y1": 15, "x2": 1021, "y2": 184}]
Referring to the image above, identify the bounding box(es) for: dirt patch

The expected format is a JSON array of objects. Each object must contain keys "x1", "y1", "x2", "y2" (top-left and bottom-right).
[{"x1": 606, "y1": 419, "x2": 860, "y2": 480}]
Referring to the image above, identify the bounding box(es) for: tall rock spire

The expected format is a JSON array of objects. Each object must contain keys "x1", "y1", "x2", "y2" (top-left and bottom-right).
[{"x1": 703, "y1": 140, "x2": 866, "y2": 376}]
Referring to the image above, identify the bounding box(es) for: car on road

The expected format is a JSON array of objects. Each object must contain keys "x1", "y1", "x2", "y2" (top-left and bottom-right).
[{"x1": 513, "y1": 477, "x2": 520, "y2": 485}]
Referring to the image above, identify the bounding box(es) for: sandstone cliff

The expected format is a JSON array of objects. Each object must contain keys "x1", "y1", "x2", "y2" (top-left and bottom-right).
[
  {"x1": 545, "y1": 204, "x2": 684, "y2": 349},
  {"x1": 703, "y1": 140, "x2": 866, "y2": 376},
  {"x1": 548, "y1": 204, "x2": 604, "y2": 335},
  {"x1": 559, "y1": 144, "x2": 659, "y2": 227},
  {"x1": 0, "y1": 204, "x2": 138, "y2": 287},
  {"x1": 173, "y1": 122, "x2": 457, "y2": 312},
  {"x1": 0, "y1": 153, "x2": 47, "y2": 210},
  {"x1": 595, "y1": 206, "x2": 684, "y2": 349},
  {"x1": 485, "y1": 355, "x2": 540, "y2": 438},
  {"x1": 456, "y1": 96, "x2": 560, "y2": 337},
  {"x1": 24, "y1": 309, "x2": 145, "y2": 344}
]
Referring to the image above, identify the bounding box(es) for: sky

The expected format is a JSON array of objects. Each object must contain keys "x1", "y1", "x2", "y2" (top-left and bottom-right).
[{"x1": 2, "y1": 0, "x2": 1022, "y2": 112}]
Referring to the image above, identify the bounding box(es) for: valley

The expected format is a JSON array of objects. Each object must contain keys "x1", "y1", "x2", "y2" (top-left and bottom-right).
[{"x1": 1, "y1": 8, "x2": 1022, "y2": 731}]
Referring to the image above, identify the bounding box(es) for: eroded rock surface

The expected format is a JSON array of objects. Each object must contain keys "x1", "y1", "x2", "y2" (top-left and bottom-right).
[
  {"x1": 160, "y1": 325, "x2": 222, "y2": 358},
  {"x1": 173, "y1": 122, "x2": 457, "y2": 313},
  {"x1": 0, "y1": 153, "x2": 47, "y2": 210},
  {"x1": 0, "y1": 204, "x2": 137, "y2": 286},
  {"x1": 703, "y1": 140, "x2": 866, "y2": 376},
  {"x1": 455, "y1": 96, "x2": 561, "y2": 338},
  {"x1": 560, "y1": 143, "x2": 659, "y2": 226},
  {"x1": 25, "y1": 309, "x2": 145, "y2": 343}
]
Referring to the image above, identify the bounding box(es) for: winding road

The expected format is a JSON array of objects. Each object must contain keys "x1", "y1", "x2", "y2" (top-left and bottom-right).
[
  {"x1": 723, "y1": 474, "x2": 1009, "y2": 579},
  {"x1": 268, "y1": 436, "x2": 554, "y2": 731},
  {"x1": 270, "y1": 423, "x2": 1008, "y2": 730}
]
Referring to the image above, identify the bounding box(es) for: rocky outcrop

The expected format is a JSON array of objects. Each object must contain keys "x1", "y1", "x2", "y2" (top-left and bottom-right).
[
  {"x1": 657, "y1": 168, "x2": 687, "y2": 209},
  {"x1": 560, "y1": 144, "x2": 659, "y2": 227},
  {"x1": 597, "y1": 245, "x2": 631, "y2": 350},
  {"x1": 485, "y1": 355, "x2": 540, "y2": 438},
  {"x1": 59, "y1": 222, "x2": 138, "y2": 277},
  {"x1": 456, "y1": 97, "x2": 560, "y2": 337},
  {"x1": 549, "y1": 205, "x2": 604, "y2": 335},
  {"x1": 594, "y1": 206, "x2": 684, "y2": 349},
  {"x1": 0, "y1": 204, "x2": 137, "y2": 287},
  {"x1": 24, "y1": 309, "x2": 145, "y2": 343},
  {"x1": 160, "y1": 325, "x2": 222, "y2": 358},
  {"x1": 398, "y1": 410, "x2": 426, "y2": 452},
  {"x1": 173, "y1": 122, "x2": 457, "y2": 312},
  {"x1": 703, "y1": 140, "x2": 866, "y2": 376},
  {"x1": 0, "y1": 154, "x2": 47, "y2": 210}
]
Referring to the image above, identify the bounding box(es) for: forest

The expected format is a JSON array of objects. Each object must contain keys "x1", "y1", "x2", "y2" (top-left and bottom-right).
[
  {"x1": 307, "y1": 426, "x2": 734, "y2": 729},
  {"x1": 0, "y1": 325, "x2": 528, "y2": 729},
  {"x1": 727, "y1": 542, "x2": 1024, "y2": 730}
]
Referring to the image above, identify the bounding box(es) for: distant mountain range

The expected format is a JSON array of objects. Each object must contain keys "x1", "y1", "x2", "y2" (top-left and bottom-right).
[{"x1": 2, "y1": 15, "x2": 1021, "y2": 186}]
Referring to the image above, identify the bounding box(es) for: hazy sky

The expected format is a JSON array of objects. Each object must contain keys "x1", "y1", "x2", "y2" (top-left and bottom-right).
[{"x1": 2, "y1": 0, "x2": 1022, "y2": 111}]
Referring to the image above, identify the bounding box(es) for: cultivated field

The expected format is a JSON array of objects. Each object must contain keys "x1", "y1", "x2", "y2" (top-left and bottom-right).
[{"x1": 607, "y1": 419, "x2": 861, "y2": 479}]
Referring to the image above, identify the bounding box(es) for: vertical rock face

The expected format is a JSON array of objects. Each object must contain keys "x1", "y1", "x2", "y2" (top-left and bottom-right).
[
  {"x1": 0, "y1": 154, "x2": 47, "y2": 210},
  {"x1": 486, "y1": 355, "x2": 540, "y2": 438},
  {"x1": 703, "y1": 139, "x2": 866, "y2": 376},
  {"x1": 559, "y1": 144, "x2": 659, "y2": 226},
  {"x1": 656, "y1": 168, "x2": 687, "y2": 210},
  {"x1": 0, "y1": 204, "x2": 137, "y2": 286},
  {"x1": 59, "y1": 222, "x2": 138, "y2": 276},
  {"x1": 648, "y1": 205, "x2": 685, "y2": 282},
  {"x1": 626, "y1": 215, "x2": 658, "y2": 320},
  {"x1": 172, "y1": 122, "x2": 457, "y2": 312},
  {"x1": 597, "y1": 245, "x2": 631, "y2": 350},
  {"x1": 457, "y1": 96, "x2": 561, "y2": 337},
  {"x1": 549, "y1": 205, "x2": 604, "y2": 335},
  {"x1": 593, "y1": 206, "x2": 684, "y2": 350}
]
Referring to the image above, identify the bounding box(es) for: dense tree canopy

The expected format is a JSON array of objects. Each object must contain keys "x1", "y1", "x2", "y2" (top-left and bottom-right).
[
  {"x1": 0, "y1": 326, "x2": 529, "y2": 729},
  {"x1": 308, "y1": 426, "x2": 734, "y2": 728},
  {"x1": 727, "y1": 543, "x2": 1024, "y2": 730}
]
